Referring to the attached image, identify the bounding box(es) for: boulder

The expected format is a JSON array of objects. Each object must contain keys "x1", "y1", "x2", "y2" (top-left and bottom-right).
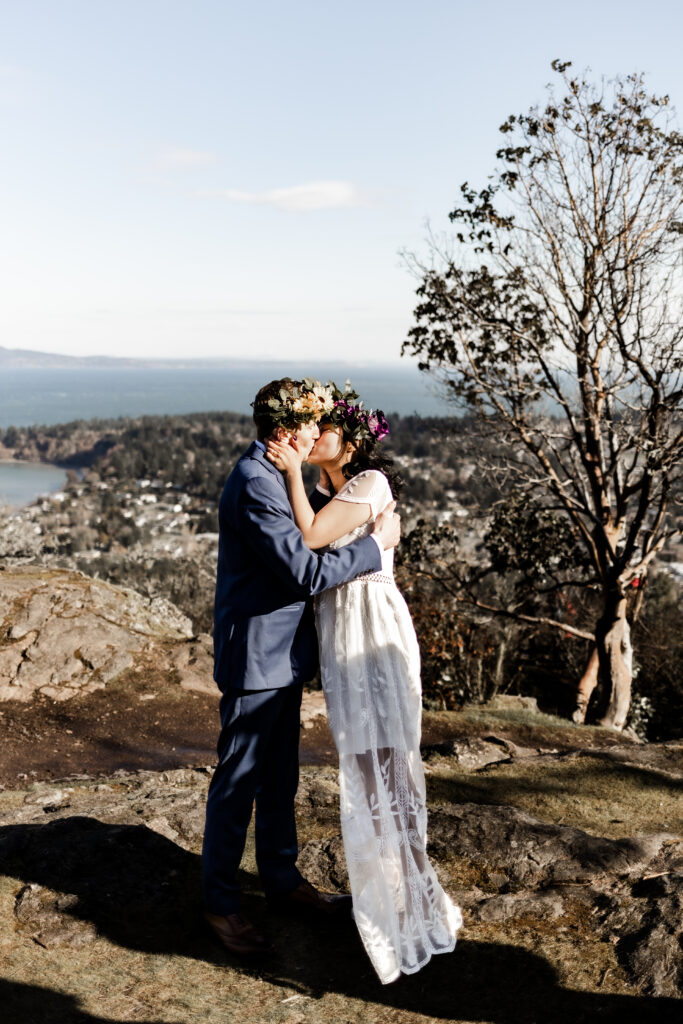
[
  {"x1": 297, "y1": 835, "x2": 349, "y2": 892},
  {"x1": 163, "y1": 633, "x2": 215, "y2": 695},
  {"x1": 423, "y1": 735, "x2": 513, "y2": 770},
  {"x1": 14, "y1": 883, "x2": 97, "y2": 948},
  {"x1": 471, "y1": 890, "x2": 565, "y2": 923},
  {"x1": 597, "y1": 869, "x2": 683, "y2": 998},
  {"x1": 428, "y1": 802, "x2": 673, "y2": 887},
  {"x1": 484, "y1": 694, "x2": 540, "y2": 713},
  {"x1": 0, "y1": 565, "x2": 202, "y2": 701}
]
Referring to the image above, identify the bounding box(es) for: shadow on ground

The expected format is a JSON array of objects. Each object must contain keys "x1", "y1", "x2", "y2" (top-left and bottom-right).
[
  {"x1": 1, "y1": 815, "x2": 681, "y2": 1023},
  {"x1": 0, "y1": 979, "x2": 167, "y2": 1024},
  {"x1": 254, "y1": 935, "x2": 683, "y2": 1024}
]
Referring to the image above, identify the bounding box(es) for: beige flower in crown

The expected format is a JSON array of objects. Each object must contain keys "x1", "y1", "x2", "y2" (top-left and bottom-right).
[
  {"x1": 292, "y1": 392, "x2": 322, "y2": 416},
  {"x1": 313, "y1": 384, "x2": 335, "y2": 414}
]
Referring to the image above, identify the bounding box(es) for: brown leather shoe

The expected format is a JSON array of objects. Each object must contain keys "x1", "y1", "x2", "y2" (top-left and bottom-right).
[
  {"x1": 203, "y1": 912, "x2": 273, "y2": 955},
  {"x1": 270, "y1": 879, "x2": 353, "y2": 916}
]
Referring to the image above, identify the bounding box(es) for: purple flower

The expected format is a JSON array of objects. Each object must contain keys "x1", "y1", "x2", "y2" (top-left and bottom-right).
[
  {"x1": 331, "y1": 398, "x2": 388, "y2": 441},
  {"x1": 368, "y1": 410, "x2": 390, "y2": 439}
]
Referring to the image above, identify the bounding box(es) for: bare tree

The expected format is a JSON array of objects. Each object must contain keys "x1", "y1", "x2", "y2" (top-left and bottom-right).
[{"x1": 403, "y1": 61, "x2": 683, "y2": 729}]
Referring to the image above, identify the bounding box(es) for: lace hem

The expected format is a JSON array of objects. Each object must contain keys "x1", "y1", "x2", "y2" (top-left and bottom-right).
[{"x1": 378, "y1": 930, "x2": 461, "y2": 985}]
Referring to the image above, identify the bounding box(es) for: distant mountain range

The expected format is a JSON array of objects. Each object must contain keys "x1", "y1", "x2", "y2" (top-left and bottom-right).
[
  {"x1": 0, "y1": 345, "x2": 148, "y2": 368},
  {"x1": 0, "y1": 345, "x2": 400, "y2": 371},
  {"x1": 0, "y1": 345, "x2": 246, "y2": 369}
]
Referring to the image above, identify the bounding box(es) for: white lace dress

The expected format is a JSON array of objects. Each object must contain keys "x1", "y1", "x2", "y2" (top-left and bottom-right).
[{"x1": 315, "y1": 470, "x2": 462, "y2": 984}]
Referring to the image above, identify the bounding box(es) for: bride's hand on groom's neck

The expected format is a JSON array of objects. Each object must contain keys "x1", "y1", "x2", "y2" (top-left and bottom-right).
[{"x1": 266, "y1": 438, "x2": 303, "y2": 475}]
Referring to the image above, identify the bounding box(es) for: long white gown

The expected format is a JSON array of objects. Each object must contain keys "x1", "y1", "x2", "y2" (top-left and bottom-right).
[{"x1": 315, "y1": 469, "x2": 462, "y2": 984}]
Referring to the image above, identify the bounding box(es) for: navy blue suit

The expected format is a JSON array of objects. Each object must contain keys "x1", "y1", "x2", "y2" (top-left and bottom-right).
[{"x1": 202, "y1": 441, "x2": 381, "y2": 914}]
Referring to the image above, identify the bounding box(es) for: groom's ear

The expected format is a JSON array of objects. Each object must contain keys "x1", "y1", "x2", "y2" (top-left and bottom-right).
[{"x1": 274, "y1": 427, "x2": 299, "y2": 447}]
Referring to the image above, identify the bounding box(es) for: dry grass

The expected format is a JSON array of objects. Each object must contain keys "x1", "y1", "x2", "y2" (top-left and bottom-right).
[
  {"x1": 1, "y1": 708, "x2": 681, "y2": 1023},
  {"x1": 426, "y1": 755, "x2": 682, "y2": 838}
]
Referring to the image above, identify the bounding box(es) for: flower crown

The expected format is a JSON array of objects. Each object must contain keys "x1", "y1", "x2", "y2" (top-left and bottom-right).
[
  {"x1": 324, "y1": 382, "x2": 390, "y2": 443},
  {"x1": 252, "y1": 378, "x2": 334, "y2": 428}
]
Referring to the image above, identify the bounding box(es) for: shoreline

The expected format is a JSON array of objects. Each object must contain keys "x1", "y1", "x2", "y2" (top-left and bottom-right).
[
  {"x1": 0, "y1": 454, "x2": 81, "y2": 471},
  {"x1": 0, "y1": 459, "x2": 69, "y2": 510}
]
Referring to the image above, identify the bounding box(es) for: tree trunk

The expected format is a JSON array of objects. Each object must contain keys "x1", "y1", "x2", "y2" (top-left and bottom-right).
[
  {"x1": 572, "y1": 646, "x2": 599, "y2": 724},
  {"x1": 595, "y1": 592, "x2": 633, "y2": 730},
  {"x1": 492, "y1": 636, "x2": 508, "y2": 697}
]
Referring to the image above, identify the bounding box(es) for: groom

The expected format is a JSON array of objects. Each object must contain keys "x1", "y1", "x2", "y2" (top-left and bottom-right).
[{"x1": 202, "y1": 377, "x2": 400, "y2": 954}]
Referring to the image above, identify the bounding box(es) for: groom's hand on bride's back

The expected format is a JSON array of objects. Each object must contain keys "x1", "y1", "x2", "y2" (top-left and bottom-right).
[{"x1": 373, "y1": 501, "x2": 401, "y2": 550}]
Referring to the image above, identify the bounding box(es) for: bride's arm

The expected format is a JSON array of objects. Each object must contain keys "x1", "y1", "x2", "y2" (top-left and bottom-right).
[
  {"x1": 267, "y1": 441, "x2": 370, "y2": 549},
  {"x1": 288, "y1": 468, "x2": 370, "y2": 549}
]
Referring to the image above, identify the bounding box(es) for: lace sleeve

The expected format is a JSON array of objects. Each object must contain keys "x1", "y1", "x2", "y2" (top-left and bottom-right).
[{"x1": 334, "y1": 470, "x2": 392, "y2": 518}]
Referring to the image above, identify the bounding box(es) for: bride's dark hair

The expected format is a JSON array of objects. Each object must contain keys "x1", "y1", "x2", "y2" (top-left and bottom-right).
[{"x1": 342, "y1": 436, "x2": 403, "y2": 498}]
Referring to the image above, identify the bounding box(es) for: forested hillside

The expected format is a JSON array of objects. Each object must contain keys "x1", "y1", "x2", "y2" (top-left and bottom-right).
[{"x1": 1, "y1": 411, "x2": 680, "y2": 739}]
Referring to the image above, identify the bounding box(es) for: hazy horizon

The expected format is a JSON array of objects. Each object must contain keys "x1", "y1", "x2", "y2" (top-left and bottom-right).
[{"x1": 0, "y1": 343, "x2": 420, "y2": 370}]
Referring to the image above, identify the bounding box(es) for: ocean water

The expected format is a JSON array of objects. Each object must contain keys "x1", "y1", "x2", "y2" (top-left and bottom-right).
[
  {"x1": 0, "y1": 460, "x2": 67, "y2": 508},
  {"x1": 0, "y1": 365, "x2": 451, "y2": 429},
  {"x1": 0, "y1": 363, "x2": 452, "y2": 506}
]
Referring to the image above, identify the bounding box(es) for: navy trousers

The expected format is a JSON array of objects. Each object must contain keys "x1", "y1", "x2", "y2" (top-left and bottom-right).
[{"x1": 201, "y1": 683, "x2": 305, "y2": 915}]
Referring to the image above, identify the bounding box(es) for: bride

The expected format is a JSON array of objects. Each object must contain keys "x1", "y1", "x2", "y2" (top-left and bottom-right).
[{"x1": 267, "y1": 387, "x2": 462, "y2": 984}]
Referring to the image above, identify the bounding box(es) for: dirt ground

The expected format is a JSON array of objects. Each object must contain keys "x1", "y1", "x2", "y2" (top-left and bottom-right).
[
  {"x1": 0, "y1": 672, "x2": 339, "y2": 790},
  {"x1": 0, "y1": 680, "x2": 681, "y2": 1024},
  {"x1": 0, "y1": 669, "x2": 646, "y2": 790}
]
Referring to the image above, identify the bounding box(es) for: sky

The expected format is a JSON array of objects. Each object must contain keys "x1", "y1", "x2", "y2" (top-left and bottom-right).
[{"x1": 2, "y1": 0, "x2": 683, "y2": 365}]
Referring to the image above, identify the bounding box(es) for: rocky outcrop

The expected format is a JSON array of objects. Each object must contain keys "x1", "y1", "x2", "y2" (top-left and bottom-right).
[
  {"x1": 0, "y1": 763, "x2": 680, "y2": 1001},
  {"x1": 297, "y1": 835, "x2": 349, "y2": 892},
  {"x1": 299, "y1": 798, "x2": 683, "y2": 999},
  {"x1": 597, "y1": 870, "x2": 683, "y2": 998},
  {"x1": 0, "y1": 768, "x2": 211, "y2": 955},
  {"x1": 14, "y1": 883, "x2": 99, "y2": 949},
  {"x1": 469, "y1": 890, "x2": 565, "y2": 922},
  {"x1": 0, "y1": 565, "x2": 213, "y2": 701},
  {"x1": 427, "y1": 802, "x2": 674, "y2": 887},
  {"x1": 423, "y1": 735, "x2": 514, "y2": 770}
]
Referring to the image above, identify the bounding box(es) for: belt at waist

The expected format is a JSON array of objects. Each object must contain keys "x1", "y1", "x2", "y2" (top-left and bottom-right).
[{"x1": 351, "y1": 572, "x2": 395, "y2": 584}]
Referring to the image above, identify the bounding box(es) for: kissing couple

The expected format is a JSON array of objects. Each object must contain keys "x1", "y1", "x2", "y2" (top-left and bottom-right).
[{"x1": 202, "y1": 377, "x2": 462, "y2": 984}]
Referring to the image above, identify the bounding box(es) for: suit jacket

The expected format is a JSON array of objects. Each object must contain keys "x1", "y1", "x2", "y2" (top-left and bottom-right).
[{"x1": 213, "y1": 441, "x2": 382, "y2": 691}]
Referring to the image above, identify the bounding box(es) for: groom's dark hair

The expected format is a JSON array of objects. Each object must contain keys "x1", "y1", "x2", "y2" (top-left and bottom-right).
[{"x1": 252, "y1": 378, "x2": 301, "y2": 441}]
